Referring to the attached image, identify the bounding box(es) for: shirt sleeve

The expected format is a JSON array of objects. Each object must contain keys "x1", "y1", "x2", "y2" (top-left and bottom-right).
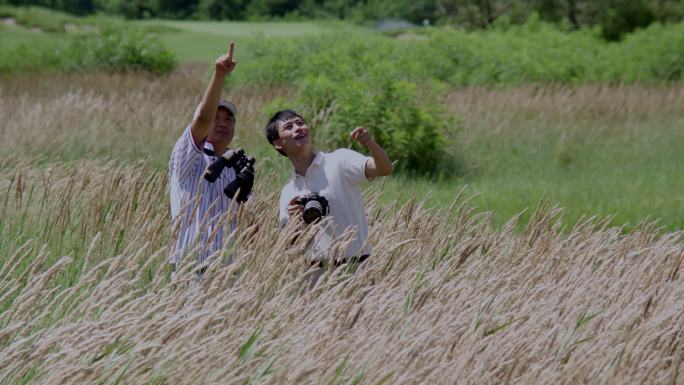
[
  {"x1": 169, "y1": 125, "x2": 203, "y2": 186},
  {"x1": 336, "y1": 148, "x2": 372, "y2": 185}
]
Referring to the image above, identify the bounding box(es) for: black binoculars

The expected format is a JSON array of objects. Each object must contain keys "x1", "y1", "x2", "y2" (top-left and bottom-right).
[{"x1": 203, "y1": 148, "x2": 255, "y2": 203}]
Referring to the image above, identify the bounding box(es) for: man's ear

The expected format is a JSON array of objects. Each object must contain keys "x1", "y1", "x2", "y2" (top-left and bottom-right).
[{"x1": 273, "y1": 138, "x2": 283, "y2": 151}]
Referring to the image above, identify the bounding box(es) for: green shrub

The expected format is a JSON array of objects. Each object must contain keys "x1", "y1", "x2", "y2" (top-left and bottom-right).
[
  {"x1": 0, "y1": 41, "x2": 71, "y2": 74},
  {"x1": 67, "y1": 27, "x2": 177, "y2": 74},
  {"x1": 611, "y1": 23, "x2": 684, "y2": 82},
  {"x1": 255, "y1": 34, "x2": 454, "y2": 175},
  {"x1": 239, "y1": 19, "x2": 684, "y2": 87},
  {"x1": 243, "y1": 21, "x2": 683, "y2": 174},
  {"x1": 0, "y1": 26, "x2": 177, "y2": 75},
  {"x1": 423, "y1": 19, "x2": 607, "y2": 85},
  {"x1": 293, "y1": 74, "x2": 453, "y2": 175}
]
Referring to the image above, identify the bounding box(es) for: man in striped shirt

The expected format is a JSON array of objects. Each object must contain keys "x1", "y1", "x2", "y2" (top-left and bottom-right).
[{"x1": 168, "y1": 42, "x2": 241, "y2": 275}]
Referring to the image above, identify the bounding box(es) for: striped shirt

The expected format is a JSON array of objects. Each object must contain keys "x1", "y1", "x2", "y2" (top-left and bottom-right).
[{"x1": 168, "y1": 125, "x2": 238, "y2": 265}]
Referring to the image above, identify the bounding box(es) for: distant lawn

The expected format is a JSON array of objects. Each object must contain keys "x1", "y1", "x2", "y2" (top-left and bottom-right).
[
  {"x1": 0, "y1": 5, "x2": 359, "y2": 64},
  {"x1": 1, "y1": 16, "x2": 358, "y2": 64},
  {"x1": 0, "y1": 23, "x2": 66, "y2": 47},
  {"x1": 133, "y1": 20, "x2": 357, "y2": 62}
]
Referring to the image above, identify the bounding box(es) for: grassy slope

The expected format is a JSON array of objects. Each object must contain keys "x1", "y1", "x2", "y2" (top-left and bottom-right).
[
  {"x1": 134, "y1": 20, "x2": 346, "y2": 62},
  {"x1": 1, "y1": 21, "x2": 348, "y2": 65},
  {"x1": 1, "y1": 7, "x2": 339, "y2": 62},
  {"x1": 380, "y1": 86, "x2": 684, "y2": 230},
  {"x1": 0, "y1": 23, "x2": 65, "y2": 47},
  {"x1": 385, "y1": 138, "x2": 684, "y2": 230}
]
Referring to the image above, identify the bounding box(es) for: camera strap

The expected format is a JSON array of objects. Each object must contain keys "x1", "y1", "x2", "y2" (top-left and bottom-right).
[{"x1": 202, "y1": 142, "x2": 216, "y2": 157}]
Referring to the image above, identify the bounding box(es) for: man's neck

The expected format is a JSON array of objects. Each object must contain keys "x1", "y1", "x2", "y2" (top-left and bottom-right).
[
  {"x1": 208, "y1": 140, "x2": 228, "y2": 156},
  {"x1": 289, "y1": 151, "x2": 316, "y2": 177}
]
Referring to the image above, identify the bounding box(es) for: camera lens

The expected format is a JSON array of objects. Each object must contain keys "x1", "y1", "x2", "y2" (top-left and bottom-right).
[{"x1": 303, "y1": 200, "x2": 323, "y2": 224}]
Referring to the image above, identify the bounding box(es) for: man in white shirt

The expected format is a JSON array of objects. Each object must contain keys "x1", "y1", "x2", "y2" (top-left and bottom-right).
[
  {"x1": 168, "y1": 42, "x2": 245, "y2": 275},
  {"x1": 265, "y1": 109, "x2": 393, "y2": 266}
]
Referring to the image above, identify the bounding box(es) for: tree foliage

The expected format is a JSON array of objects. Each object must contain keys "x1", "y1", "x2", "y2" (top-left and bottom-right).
[{"x1": 2, "y1": 0, "x2": 682, "y2": 40}]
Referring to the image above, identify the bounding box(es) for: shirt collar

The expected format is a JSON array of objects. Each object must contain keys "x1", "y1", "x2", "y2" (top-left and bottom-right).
[
  {"x1": 312, "y1": 151, "x2": 324, "y2": 166},
  {"x1": 293, "y1": 151, "x2": 324, "y2": 179}
]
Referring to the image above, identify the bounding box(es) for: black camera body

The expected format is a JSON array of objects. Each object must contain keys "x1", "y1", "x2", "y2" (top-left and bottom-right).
[
  {"x1": 295, "y1": 193, "x2": 329, "y2": 224},
  {"x1": 203, "y1": 147, "x2": 255, "y2": 203}
]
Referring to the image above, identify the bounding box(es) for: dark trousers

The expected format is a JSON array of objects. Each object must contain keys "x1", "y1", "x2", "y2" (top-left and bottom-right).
[{"x1": 310, "y1": 254, "x2": 370, "y2": 269}]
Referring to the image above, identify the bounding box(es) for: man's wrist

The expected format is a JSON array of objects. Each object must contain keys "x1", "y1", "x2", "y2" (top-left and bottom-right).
[
  {"x1": 215, "y1": 69, "x2": 232, "y2": 78},
  {"x1": 365, "y1": 139, "x2": 380, "y2": 150}
]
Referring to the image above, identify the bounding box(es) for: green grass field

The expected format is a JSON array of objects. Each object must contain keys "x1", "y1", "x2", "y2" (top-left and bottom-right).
[
  {"x1": 0, "y1": 7, "x2": 358, "y2": 63},
  {"x1": 0, "y1": 23, "x2": 61, "y2": 47},
  {"x1": 133, "y1": 19, "x2": 358, "y2": 62}
]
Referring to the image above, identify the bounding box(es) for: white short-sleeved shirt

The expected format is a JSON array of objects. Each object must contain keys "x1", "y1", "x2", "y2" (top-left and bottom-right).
[
  {"x1": 168, "y1": 126, "x2": 237, "y2": 265},
  {"x1": 279, "y1": 149, "x2": 372, "y2": 260}
]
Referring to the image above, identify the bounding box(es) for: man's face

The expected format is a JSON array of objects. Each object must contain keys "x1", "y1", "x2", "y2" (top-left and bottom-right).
[
  {"x1": 207, "y1": 107, "x2": 235, "y2": 145},
  {"x1": 275, "y1": 116, "x2": 310, "y2": 156}
]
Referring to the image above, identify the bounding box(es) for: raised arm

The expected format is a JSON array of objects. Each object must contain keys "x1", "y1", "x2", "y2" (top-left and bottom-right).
[
  {"x1": 350, "y1": 127, "x2": 393, "y2": 178},
  {"x1": 190, "y1": 42, "x2": 237, "y2": 146}
]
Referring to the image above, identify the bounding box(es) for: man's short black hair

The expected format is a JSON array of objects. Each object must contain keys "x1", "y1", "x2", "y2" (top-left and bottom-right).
[{"x1": 265, "y1": 109, "x2": 304, "y2": 157}]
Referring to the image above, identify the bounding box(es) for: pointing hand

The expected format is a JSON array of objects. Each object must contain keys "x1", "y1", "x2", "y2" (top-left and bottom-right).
[{"x1": 215, "y1": 41, "x2": 237, "y2": 76}]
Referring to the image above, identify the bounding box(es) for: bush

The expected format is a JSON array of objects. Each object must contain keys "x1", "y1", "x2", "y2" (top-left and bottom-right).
[
  {"x1": 242, "y1": 21, "x2": 684, "y2": 174},
  {"x1": 254, "y1": 33, "x2": 453, "y2": 175},
  {"x1": 68, "y1": 27, "x2": 177, "y2": 74},
  {"x1": 0, "y1": 41, "x2": 72, "y2": 74},
  {"x1": 239, "y1": 19, "x2": 684, "y2": 88},
  {"x1": 294, "y1": 74, "x2": 452, "y2": 175},
  {"x1": 610, "y1": 23, "x2": 684, "y2": 82},
  {"x1": 0, "y1": 26, "x2": 177, "y2": 75},
  {"x1": 423, "y1": 18, "x2": 606, "y2": 85}
]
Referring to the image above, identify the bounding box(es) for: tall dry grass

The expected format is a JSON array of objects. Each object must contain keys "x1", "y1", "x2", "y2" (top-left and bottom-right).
[
  {"x1": 1, "y1": 68, "x2": 681, "y2": 168},
  {"x1": 1, "y1": 159, "x2": 683, "y2": 384},
  {"x1": 1, "y1": 69, "x2": 684, "y2": 383},
  {"x1": 444, "y1": 83, "x2": 684, "y2": 145},
  {"x1": 0, "y1": 66, "x2": 291, "y2": 168}
]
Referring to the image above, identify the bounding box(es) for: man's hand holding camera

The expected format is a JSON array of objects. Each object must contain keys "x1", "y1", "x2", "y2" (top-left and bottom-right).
[
  {"x1": 287, "y1": 196, "x2": 304, "y2": 218},
  {"x1": 288, "y1": 193, "x2": 329, "y2": 224}
]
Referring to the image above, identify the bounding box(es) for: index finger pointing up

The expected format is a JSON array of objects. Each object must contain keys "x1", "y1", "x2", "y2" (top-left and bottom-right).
[{"x1": 228, "y1": 41, "x2": 234, "y2": 58}]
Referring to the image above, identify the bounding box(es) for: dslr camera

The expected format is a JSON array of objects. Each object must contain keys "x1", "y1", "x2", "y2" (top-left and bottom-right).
[
  {"x1": 295, "y1": 193, "x2": 329, "y2": 224},
  {"x1": 203, "y1": 146, "x2": 256, "y2": 203}
]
